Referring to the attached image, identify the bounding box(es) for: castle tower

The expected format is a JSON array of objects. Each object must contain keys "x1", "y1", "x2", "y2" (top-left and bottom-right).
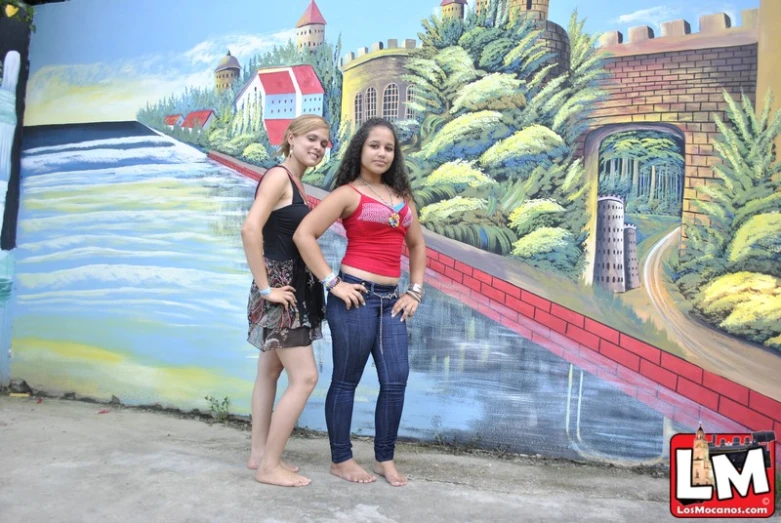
[
  {"x1": 692, "y1": 423, "x2": 715, "y2": 486},
  {"x1": 441, "y1": 0, "x2": 467, "y2": 20},
  {"x1": 594, "y1": 195, "x2": 626, "y2": 293},
  {"x1": 296, "y1": 0, "x2": 327, "y2": 51},
  {"x1": 623, "y1": 224, "x2": 640, "y2": 290},
  {"x1": 341, "y1": 39, "x2": 419, "y2": 130},
  {"x1": 476, "y1": 0, "x2": 549, "y2": 21},
  {"x1": 214, "y1": 50, "x2": 241, "y2": 91}
]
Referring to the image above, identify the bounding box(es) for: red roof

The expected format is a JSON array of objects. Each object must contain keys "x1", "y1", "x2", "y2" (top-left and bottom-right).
[
  {"x1": 296, "y1": 0, "x2": 326, "y2": 27},
  {"x1": 164, "y1": 114, "x2": 182, "y2": 125},
  {"x1": 258, "y1": 71, "x2": 296, "y2": 95},
  {"x1": 440, "y1": 0, "x2": 467, "y2": 5},
  {"x1": 290, "y1": 65, "x2": 324, "y2": 95},
  {"x1": 181, "y1": 110, "x2": 215, "y2": 129},
  {"x1": 264, "y1": 118, "x2": 332, "y2": 148},
  {"x1": 264, "y1": 119, "x2": 294, "y2": 146}
]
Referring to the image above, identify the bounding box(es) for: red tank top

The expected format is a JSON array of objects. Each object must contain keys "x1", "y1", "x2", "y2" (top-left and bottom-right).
[{"x1": 341, "y1": 185, "x2": 412, "y2": 277}]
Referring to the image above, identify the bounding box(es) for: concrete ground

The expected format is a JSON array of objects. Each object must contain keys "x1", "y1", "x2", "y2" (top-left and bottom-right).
[{"x1": 0, "y1": 396, "x2": 773, "y2": 523}]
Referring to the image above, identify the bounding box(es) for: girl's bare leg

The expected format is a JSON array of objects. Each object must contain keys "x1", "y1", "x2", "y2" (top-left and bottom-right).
[
  {"x1": 255, "y1": 345, "x2": 318, "y2": 487},
  {"x1": 247, "y1": 350, "x2": 298, "y2": 472}
]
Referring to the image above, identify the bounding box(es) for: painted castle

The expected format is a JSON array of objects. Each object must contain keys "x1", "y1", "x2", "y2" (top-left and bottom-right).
[
  {"x1": 161, "y1": 0, "x2": 777, "y2": 291},
  {"x1": 338, "y1": 0, "x2": 778, "y2": 290},
  {"x1": 341, "y1": 0, "x2": 569, "y2": 128}
]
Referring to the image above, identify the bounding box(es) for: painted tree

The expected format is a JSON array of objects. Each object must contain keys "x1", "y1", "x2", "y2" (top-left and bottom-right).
[
  {"x1": 678, "y1": 91, "x2": 781, "y2": 283},
  {"x1": 672, "y1": 91, "x2": 781, "y2": 350},
  {"x1": 598, "y1": 131, "x2": 684, "y2": 216},
  {"x1": 403, "y1": 1, "x2": 607, "y2": 279}
]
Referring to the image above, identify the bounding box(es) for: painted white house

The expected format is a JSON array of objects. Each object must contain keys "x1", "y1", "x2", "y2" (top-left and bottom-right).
[{"x1": 234, "y1": 64, "x2": 325, "y2": 146}]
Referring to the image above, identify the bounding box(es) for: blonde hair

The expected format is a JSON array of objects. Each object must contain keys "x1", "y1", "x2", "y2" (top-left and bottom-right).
[{"x1": 279, "y1": 114, "x2": 329, "y2": 157}]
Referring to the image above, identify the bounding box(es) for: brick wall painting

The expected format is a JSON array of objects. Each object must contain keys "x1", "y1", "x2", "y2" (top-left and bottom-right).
[
  {"x1": 334, "y1": 0, "x2": 781, "y2": 418},
  {"x1": 5, "y1": 0, "x2": 780, "y2": 466}
]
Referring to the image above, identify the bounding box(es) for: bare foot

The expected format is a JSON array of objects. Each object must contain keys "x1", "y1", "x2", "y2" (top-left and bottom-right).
[
  {"x1": 330, "y1": 459, "x2": 376, "y2": 483},
  {"x1": 247, "y1": 455, "x2": 298, "y2": 472},
  {"x1": 374, "y1": 461, "x2": 407, "y2": 487},
  {"x1": 255, "y1": 464, "x2": 311, "y2": 487}
]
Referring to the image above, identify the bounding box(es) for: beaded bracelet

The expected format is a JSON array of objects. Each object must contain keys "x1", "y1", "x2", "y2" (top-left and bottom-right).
[
  {"x1": 321, "y1": 271, "x2": 337, "y2": 287},
  {"x1": 325, "y1": 276, "x2": 342, "y2": 293}
]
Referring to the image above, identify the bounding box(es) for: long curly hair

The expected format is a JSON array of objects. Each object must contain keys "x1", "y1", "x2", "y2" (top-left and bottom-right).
[{"x1": 333, "y1": 118, "x2": 413, "y2": 201}]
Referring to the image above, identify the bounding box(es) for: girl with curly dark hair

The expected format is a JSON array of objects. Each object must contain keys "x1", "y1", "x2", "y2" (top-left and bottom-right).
[{"x1": 293, "y1": 117, "x2": 426, "y2": 487}]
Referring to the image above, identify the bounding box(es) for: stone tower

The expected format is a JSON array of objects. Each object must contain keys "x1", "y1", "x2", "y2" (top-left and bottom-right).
[
  {"x1": 692, "y1": 424, "x2": 715, "y2": 486},
  {"x1": 476, "y1": 0, "x2": 549, "y2": 21},
  {"x1": 594, "y1": 195, "x2": 626, "y2": 293},
  {"x1": 623, "y1": 224, "x2": 640, "y2": 290},
  {"x1": 214, "y1": 50, "x2": 240, "y2": 91},
  {"x1": 441, "y1": 0, "x2": 468, "y2": 20},
  {"x1": 296, "y1": 0, "x2": 327, "y2": 51}
]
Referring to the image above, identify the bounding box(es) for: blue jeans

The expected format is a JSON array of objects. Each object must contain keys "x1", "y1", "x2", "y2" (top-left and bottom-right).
[{"x1": 325, "y1": 272, "x2": 410, "y2": 463}]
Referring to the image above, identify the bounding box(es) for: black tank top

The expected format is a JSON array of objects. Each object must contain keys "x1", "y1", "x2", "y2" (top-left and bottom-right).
[{"x1": 258, "y1": 166, "x2": 309, "y2": 261}]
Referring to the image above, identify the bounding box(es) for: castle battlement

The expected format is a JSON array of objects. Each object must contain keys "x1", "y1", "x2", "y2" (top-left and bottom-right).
[
  {"x1": 624, "y1": 223, "x2": 637, "y2": 230},
  {"x1": 598, "y1": 194, "x2": 625, "y2": 203},
  {"x1": 342, "y1": 38, "x2": 420, "y2": 68},
  {"x1": 599, "y1": 9, "x2": 759, "y2": 58}
]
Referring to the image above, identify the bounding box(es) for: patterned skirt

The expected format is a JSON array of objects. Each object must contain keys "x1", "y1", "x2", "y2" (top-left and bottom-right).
[{"x1": 247, "y1": 257, "x2": 325, "y2": 351}]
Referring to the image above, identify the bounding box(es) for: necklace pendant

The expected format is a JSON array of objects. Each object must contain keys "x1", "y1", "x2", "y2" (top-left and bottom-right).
[{"x1": 388, "y1": 212, "x2": 400, "y2": 228}]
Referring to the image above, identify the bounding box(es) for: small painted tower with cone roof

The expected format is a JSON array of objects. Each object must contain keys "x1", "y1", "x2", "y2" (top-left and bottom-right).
[{"x1": 296, "y1": 0, "x2": 327, "y2": 51}]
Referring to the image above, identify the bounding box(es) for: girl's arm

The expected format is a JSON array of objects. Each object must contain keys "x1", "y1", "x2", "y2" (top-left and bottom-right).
[
  {"x1": 293, "y1": 186, "x2": 367, "y2": 308},
  {"x1": 393, "y1": 201, "x2": 426, "y2": 321},
  {"x1": 404, "y1": 201, "x2": 426, "y2": 287},
  {"x1": 240, "y1": 167, "x2": 296, "y2": 309}
]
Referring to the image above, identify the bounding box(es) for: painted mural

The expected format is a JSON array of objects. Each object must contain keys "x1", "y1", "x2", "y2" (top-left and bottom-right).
[
  {"x1": 3, "y1": 0, "x2": 780, "y2": 465},
  {"x1": 1, "y1": 1, "x2": 31, "y2": 388}
]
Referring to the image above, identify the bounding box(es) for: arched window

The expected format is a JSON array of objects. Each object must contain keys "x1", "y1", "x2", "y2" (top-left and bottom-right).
[
  {"x1": 405, "y1": 85, "x2": 417, "y2": 119},
  {"x1": 383, "y1": 83, "x2": 399, "y2": 120},
  {"x1": 354, "y1": 93, "x2": 364, "y2": 127},
  {"x1": 366, "y1": 87, "x2": 377, "y2": 119}
]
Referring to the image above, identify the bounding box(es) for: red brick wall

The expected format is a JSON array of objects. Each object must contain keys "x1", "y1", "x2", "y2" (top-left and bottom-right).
[
  {"x1": 585, "y1": 43, "x2": 758, "y2": 227},
  {"x1": 208, "y1": 151, "x2": 264, "y2": 181},
  {"x1": 404, "y1": 242, "x2": 781, "y2": 463},
  {"x1": 213, "y1": 152, "x2": 781, "y2": 462}
]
